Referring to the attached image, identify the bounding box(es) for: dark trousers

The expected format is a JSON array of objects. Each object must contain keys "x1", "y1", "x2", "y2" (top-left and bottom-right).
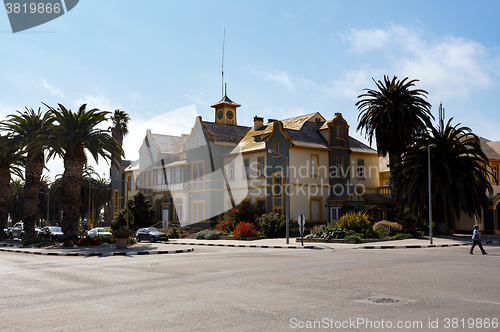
[{"x1": 470, "y1": 239, "x2": 486, "y2": 254}]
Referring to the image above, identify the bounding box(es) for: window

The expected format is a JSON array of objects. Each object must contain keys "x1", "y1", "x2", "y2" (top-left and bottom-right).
[
  {"x1": 166, "y1": 168, "x2": 172, "y2": 184},
  {"x1": 494, "y1": 165, "x2": 498, "y2": 183},
  {"x1": 229, "y1": 161, "x2": 235, "y2": 180},
  {"x1": 257, "y1": 199, "x2": 266, "y2": 213},
  {"x1": 357, "y1": 159, "x2": 365, "y2": 178},
  {"x1": 243, "y1": 159, "x2": 249, "y2": 179},
  {"x1": 336, "y1": 157, "x2": 344, "y2": 177},
  {"x1": 192, "y1": 162, "x2": 205, "y2": 190},
  {"x1": 127, "y1": 176, "x2": 131, "y2": 190},
  {"x1": 274, "y1": 142, "x2": 282, "y2": 156},
  {"x1": 273, "y1": 175, "x2": 282, "y2": 197},
  {"x1": 175, "y1": 199, "x2": 183, "y2": 222},
  {"x1": 258, "y1": 157, "x2": 265, "y2": 177},
  {"x1": 195, "y1": 135, "x2": 202, "y2": 147},
  {"x1": 336, "y1": 126, "x2": 343, "y2": 139},
  {"x1": 174, "y1": 167, "x2": 181, "y2": 183},
  {"x1": 311, "y1": 154, "x2": 319, "y2": 177},
  {"x1": 148, "y1": 171, "x2": 152, "y2": 186},
  {"x1": 114, "y1": 190, "x2": 118, "y2": 207}
]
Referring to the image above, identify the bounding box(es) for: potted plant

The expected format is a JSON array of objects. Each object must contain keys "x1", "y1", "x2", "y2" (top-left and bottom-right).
[{"x1": 112, "y1": 228, "x2": 134, "y2": 249}]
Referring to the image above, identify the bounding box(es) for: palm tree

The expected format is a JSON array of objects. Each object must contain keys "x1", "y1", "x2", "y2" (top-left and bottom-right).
[
  {"x1": 7, "y1": 179, "x2": 25, "y2": 225},
  {"x1": 109, "y1": 109, "x2": 130, "y2": 147},
  {"x1": 398, "y1": 118, "x2": 492, "y2": 233},
  {"x1": 0, "y1": 135, "x2": 24, "y2": 240},
  {"x1": 356, "y1": 76, "x2": 433, "y2": 217},
  {"x1": 0, "y1": 108, "x2": 54, "y2": 239},
  {"x1": 45, "y1": 103, "x2": 124, "y2": 239}
]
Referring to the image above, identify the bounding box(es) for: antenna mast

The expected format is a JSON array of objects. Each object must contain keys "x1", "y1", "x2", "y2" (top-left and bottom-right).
[
  {"x1": 222, "y1": 28, "x2": 226, "y2": 97},
  {"x1": 438, "y1": 101, "x2": 445, "y2": 123}
]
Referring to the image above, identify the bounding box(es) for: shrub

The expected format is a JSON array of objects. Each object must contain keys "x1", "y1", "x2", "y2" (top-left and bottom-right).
[
  {"x1": 343, "y1": 235, "x2": 362, "y2": 243},
  {"x1": 215, "y1": 218, "x2": 235, "y2": 233},
  {"x1": 76, "y1": 237, "x2": 100, "y2": 246},
  {"x1": 112, "y1": 228, "x2": 134, "y2": 239},
  {"x1": 337, "y1": 211, "x2": 371, "y2": 234},
  {"x1": 365, "y1": 228, "x2": 389, "y2": 239},
  {"x1": 169, "y1": 228, "x2": 180, "y2": 239},
  {"x1": 306, "y1": 226, "x2": 346, "y2": 240},
  {"x1": 373, "y1": 220, "x2": 403, "y2": 235},
  {"x1": 256, "y1": 212, "x2": 286, "y2": 238},
  {"x1": 62, "y1": 240, "x2": 76, "y2": 247},
  {"x1": 216, "y1": 203, "x2": 263, "y2": 232},
  {"x1": 233, "y1": 222, "x2": 259, "y2": 240},
  {"x1": 196, "y1": 230, "x2": 227, "y2": 240}
]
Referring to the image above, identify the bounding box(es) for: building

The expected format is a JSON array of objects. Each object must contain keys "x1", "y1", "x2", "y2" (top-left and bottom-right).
[{"x1": 111, "y1": 92, "x2": 392, "y2": 232}]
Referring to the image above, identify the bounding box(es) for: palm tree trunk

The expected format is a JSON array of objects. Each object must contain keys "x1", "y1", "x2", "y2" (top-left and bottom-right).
[
  {"x1": 389, "y1": 152, "x2": 403, "y2": 219},
  {"x1": 61, "y1": 147, "x2": 86, "y2": 239},
  {"x1": 24, "y1": 152, "x2": 44, "y2": 239},
  {"x1": 0, "y1": 167, "x2": 11, "y2": 240}
]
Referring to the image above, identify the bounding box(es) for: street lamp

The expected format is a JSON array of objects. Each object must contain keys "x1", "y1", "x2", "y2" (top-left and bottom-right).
[
  {"x1": 428, "y1": 143, "x2": 436, "y2": 244},
  {"x1": 267, "y1": 148, "x2": 290, "y2": 244},
  {"x1": 115, "y1": 176, "x2": 130, "y2": 229}
]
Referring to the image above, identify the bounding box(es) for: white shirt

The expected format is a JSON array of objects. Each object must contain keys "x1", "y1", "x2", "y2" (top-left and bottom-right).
[{"x1": 472, "y1": 229, "x2": 481, "y2": 241}]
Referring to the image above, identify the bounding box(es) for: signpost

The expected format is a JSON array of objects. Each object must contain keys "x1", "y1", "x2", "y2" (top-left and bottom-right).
[{"x1": 298, "y1": 214, "x2": 305, "y2": 247}]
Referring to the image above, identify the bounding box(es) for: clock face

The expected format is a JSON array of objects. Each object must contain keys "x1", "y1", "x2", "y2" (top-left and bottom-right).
[
  {"x1": 226, "y1": 110, "x2": 234, "y2": 120},
  {"x1": 217, "y1": 110, "x2": 223, "y2": 120}
]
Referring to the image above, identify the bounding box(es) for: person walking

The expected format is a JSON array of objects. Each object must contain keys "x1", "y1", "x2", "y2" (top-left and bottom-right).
[{"x1": 470, "y1": 225, "x2": 487, "y2": 255}]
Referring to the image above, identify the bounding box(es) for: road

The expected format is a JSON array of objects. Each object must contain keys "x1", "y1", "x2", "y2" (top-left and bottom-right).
[{"x1": 1, "y1": 243, "x2": 499, "y2": 331}]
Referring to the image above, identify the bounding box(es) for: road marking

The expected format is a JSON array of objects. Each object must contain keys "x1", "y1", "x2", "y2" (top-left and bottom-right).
[{"x1": 462, "y1": 299, "x2": 500, "y2": 305}]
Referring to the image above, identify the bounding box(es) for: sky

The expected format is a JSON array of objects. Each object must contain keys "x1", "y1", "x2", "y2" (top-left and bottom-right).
[{"x1": 2, "y1": 0, "x2": 500, "y2": 182}]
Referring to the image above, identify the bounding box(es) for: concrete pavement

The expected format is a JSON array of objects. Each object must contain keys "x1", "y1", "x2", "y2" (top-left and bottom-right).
[{"x1": 2, "y1": 234, "x2": 499, "y2": 256}]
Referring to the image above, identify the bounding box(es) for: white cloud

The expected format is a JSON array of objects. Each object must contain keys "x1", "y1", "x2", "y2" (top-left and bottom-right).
[
  {"x1": 42, "y1": 79, "x2": 66, "y2": 99},
  {"x1": 338, "y1": 25, "x2": 499, "y2": 100},
  {"x1": 263, "y1": 71, "x2": 293, "y2": 90}
]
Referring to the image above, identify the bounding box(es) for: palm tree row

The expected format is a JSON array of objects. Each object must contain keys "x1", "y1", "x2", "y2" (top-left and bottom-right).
[
  {"x1": 0, "y1": 104, "x2": 125, "y2": 240},
  {"x1": 357, "y1": 75, "x2": 492, "y2": 233}
]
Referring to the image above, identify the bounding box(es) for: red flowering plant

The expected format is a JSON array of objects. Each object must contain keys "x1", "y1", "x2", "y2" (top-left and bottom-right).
[
  {"x1": 233, "y1": 222, "x2": 259, "y2": 240},
  {"x1": 215, "y1": 203, "x2": 262, "y2": 233},
  {"x1": 76, "y1": 237, "x2": 100, "y2": 247}
]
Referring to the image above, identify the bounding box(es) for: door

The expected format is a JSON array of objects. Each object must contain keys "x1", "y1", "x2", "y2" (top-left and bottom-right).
[
  {"x1": 330, "y1": 207, "x2": 341, "y2": 225},
  {"x1": 162, "y1": 209, "x2": 169, "y2": 228}
]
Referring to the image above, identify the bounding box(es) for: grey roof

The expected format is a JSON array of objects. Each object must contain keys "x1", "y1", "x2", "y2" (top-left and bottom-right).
[
  {"x1": 284, "y1": 121, "x2": 330, "y2": 150},
  {"x1": 349, "y1": 136, "x2": 377, "y2": 154},
  {"x1": 480, "y1": 137, "x2": 500, "y2": 161},
  {"x1": 327, "y1": 185, "x2": 356, "y2": 201},
  {"x1": 202, "y1": 121, "x2": 251, "y2": 144},
  {"x1": 364, "y1": 194, "x2": 391, "y2": 203},
  {"x1": 150, "y1": 134, "x2": 184, "y2": 154}
]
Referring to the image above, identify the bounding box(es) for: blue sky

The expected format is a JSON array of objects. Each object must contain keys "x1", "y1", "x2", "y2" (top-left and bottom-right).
[{"x1": 2, "y1": 0, "x2": 500, "y2": 181}]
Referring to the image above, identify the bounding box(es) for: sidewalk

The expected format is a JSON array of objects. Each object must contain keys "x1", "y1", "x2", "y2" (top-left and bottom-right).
[{"x1": 1, "y1": 235, "x2": 499, "y2": 256}]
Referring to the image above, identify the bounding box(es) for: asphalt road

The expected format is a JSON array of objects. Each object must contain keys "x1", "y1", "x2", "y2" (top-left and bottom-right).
[{"x1": 1, "y1": 243, "x2": 499, "y2": 332}]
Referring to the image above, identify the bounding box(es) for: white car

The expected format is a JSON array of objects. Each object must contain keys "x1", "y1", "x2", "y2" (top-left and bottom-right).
[{"x1": 87, "y1": 228, "x2": 113, "y2": 237}]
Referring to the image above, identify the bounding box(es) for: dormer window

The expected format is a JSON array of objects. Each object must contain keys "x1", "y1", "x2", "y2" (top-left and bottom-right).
[{"x1": 336, "y1": 126, "x2": 343, "y2": 139}]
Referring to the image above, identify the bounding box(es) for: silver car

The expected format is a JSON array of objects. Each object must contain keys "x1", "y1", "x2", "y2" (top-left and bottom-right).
[
  {"x1": 38, "y1": 226, "x2": 64, "y2": 242},
  {"x1": 87, "y1": 228, "x2": 113, "y2": 237}
]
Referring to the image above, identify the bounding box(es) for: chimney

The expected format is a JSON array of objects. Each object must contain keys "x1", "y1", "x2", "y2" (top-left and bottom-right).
[{"x1": 253, "y1": 116, "x2": 264, "y2": 130}]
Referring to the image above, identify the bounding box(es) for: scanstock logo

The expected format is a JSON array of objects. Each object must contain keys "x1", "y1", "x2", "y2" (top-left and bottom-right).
[{"x1": 4, "y1": 0, "x2": 79, "y2": 33}]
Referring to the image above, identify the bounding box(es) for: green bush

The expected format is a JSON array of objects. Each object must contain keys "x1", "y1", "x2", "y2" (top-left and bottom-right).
[
  {"x1": 343, "y1": 235, "x2": 362, "y2": 243},
  {"x1": 256, "y1": 212, "x2": 286, "y2": 238},
  {"x1": 365, "y1": 228, "x2": 389, "y2": 239},
  {"x1": 195, "y1": 230, "x2": 226, "y2": 240},
  {"x1": 306, "y1": 225, "x2": 346, "y2": 240},
  {"x1": 337, "y1": 211, "x2": 371, "y2": 234},
  {"x1": 169, "y1": 228, "x2": 180, "y2": 239},
  {"x1": 373, "y1": 220, "x2": 403, "y2": 235}
]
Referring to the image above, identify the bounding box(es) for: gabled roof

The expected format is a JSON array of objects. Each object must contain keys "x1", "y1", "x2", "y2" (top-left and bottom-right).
[
  {"x1": 201, "y1": 121, "x2": 251, "y2": 144},
  {"x1": 480, "y1": 137, "x2": 500, "y2": 161},
  {"x1": 349, "y1": 136, "x2": 377, "y2": 154},
  {"x1": 150, "y1": 133, "x2": 184, "y2": 154}
]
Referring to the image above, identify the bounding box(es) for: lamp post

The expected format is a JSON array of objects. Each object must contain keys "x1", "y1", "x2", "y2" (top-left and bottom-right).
[
  {"x1": 267, "y1": 148, "x2": 290, "y2": 244},
  {"x1": 428, "y1": 143, "x2": 436, "y2": 244},
  {"x1": 115, "y1": 176, "x2": 130, "y2": 229}
]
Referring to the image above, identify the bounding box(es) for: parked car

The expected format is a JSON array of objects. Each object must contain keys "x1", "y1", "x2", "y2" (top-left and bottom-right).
[
  {"x1": 135, "y1": 228, "x2": 168, "y2": 243},
  {"x1": 7, "y1": 222, "x2": 42, "y2": 241},
  {"x1": 38, "y1": 226, "x2": 64, "y2": 241},
  {"x1": 87, "y1": 228, "x2": 112, "y2": 237}
]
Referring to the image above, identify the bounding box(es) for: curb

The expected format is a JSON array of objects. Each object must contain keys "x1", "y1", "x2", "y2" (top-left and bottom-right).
[
  {"x1": 359, "y1": 240, "x2": 500, "y2": 249},
  {"x1": 0, "y1": 244, "x2": 194, "y2": 256},
  {"x1": 167, "y1": 241, "x2": 315, "y2": 249}
]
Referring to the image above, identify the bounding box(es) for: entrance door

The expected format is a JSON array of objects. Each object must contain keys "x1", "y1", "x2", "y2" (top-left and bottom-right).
[
  {"x1": 330, "y1": 207, "x2": 341, "y2": 225},
  {"x1": 162, "y1": 209, "x2": 169, "y2": 228}
]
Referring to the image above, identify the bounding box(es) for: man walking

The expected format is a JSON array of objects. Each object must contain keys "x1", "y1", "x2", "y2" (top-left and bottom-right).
[{"x1": 470, "y1": 225, "x2": 487, "y2": 255}]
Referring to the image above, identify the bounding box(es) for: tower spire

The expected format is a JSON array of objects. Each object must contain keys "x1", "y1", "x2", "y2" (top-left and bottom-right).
[{"x1": 222, "y1": 28, "x2": 225, "y2": 98}]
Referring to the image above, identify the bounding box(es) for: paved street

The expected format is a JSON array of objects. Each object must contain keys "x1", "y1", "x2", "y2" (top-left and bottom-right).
[{"x1": 1, "y1": 241, "x2": 499, "y2": 332}]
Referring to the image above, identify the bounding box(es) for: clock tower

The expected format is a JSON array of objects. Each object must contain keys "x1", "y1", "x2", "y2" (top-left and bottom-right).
[{"x1": 211, "y1": 90, "x2": 240, "y2": 125}]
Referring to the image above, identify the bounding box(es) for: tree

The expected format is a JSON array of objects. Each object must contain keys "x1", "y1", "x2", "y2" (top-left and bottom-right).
[
  {"x1": 109, "y1": 109, "x2": 130, "y2": 146},
  {"x1": 45, "y1": 104, "x2": 124, "y2": 239},
  {"x1": 0, "y1": 135, "x2": 24, "y2": 240},
  {"x1": 1, "y1": 108, "x2": 54, "y2": 239},
  {"x1": 356, "y1": 76, "x2": 433, "y2": 217},
  {"x1": 398, "y1": 119, "x2": 492, "y2": 233}
]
